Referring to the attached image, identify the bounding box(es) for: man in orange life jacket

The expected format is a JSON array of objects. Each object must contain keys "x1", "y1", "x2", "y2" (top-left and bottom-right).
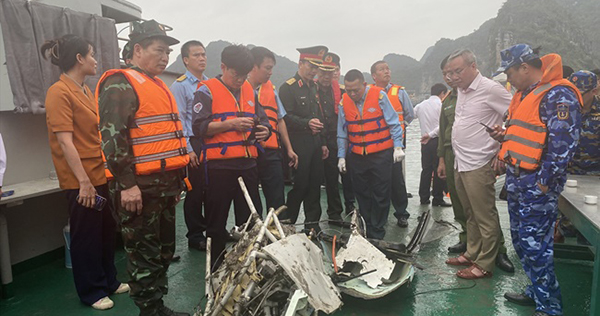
[
  {"x1": 279, "y1": 46, "x2": 330, "y2": 232},
  {"x1": 98, "y1": 20, "x2": 190, "y2": 316},
  {"x1": 370, "y1": 61, "x2": 415, "y2": 227},
  {"x1": 191, "y1": 45, "x2": 271, "y2": 270},
  {"x1": 337, "y1": 69, "x2": 405, "y2": 239},
  {"x1": 247, "y1": 46, "x2": 298, "y2": 212},
  {"x1": 490, "y1": 44, "x2": 582, "y2": 316}
]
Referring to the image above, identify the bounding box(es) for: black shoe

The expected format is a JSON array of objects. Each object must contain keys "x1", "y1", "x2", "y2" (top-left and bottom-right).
[
  {"x1": 504, "y1": 292, "x2": 535, "y2": 306},
  {"x1": 171, "y1": 254, "x2": 181, "y2": 262},
  {"x1": 188, "y1": 240, "x2": 207, "y2": 251},
  {"x1": 407, "y1": 193, "x2": 413, "y2": 198},
  {"x1": 432, "y1": 200, "x2": 452, "y2": 207},
  {"x1": 496, "y1": 253, "x2": 515, "y2": 273},
  {"x1": 531, "y1": 312, "x2": 549, "y2": 316},
  {"x1": 420, "y1": 200, "x2": 430, "y2": 205},
  {"x1": 397, "y1": 217, "x2": 408, "y2": 228},
  {"x1": 158, "y1": 305, "x2": 190, "y2": 316},
  {"x1": 447, "y1": 242, "x2": 467, "y2": 253}
]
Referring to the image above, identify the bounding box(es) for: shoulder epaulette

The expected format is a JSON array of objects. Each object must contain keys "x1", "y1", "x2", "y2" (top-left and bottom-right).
[
  {"x1": 176, "y1": 74, "x2": 187, "y2": 82},
  {"x1": 379, "y1": 92, "x2": 384, "y2": 100},
  {"x1": 286, "y1": 78, "x2": 297, "y2": 85}
]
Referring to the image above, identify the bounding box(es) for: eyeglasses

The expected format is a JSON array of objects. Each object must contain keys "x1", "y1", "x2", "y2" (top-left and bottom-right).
[{"x1": 444, "y1": 63, "x2": 472, "y2": 78}]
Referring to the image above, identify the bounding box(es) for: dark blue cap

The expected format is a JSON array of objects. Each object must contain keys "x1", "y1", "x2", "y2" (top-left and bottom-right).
[{"x1": 494, "y1": 44, "x2": 539, "y2": 76}]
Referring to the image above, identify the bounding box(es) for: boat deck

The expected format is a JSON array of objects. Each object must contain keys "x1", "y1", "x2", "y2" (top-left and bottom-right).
[{"x1": 0, "y1": 190, "x2": 592, "y2": 316}]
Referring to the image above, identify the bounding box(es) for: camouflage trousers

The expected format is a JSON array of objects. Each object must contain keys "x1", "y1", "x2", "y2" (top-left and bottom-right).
[
  {"x1": 507, "y1": 186, "x2": 562, "y2": 315},
  {"x1": 117, "y1": 193, "x2": 178, "y2": 315}
]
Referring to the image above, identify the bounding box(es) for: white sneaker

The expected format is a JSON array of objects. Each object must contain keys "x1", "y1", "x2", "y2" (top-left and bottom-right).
[
  {"x1": 91, "y1": 296, "x2": 114, "y2": 310},
  {"x1": 114, "y1": 283, "x2": 130, "y2": 294}
]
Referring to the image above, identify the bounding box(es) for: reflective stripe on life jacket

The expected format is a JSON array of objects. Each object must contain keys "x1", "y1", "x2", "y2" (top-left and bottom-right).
[
  {"x1": 96, "y1": 68, "x2": 189, "y2": 179},
  {"x1": 342, "y1": 86, "x2": 393, "y2": 155},
  {"x1": 258, "y1": 80, "x2": 280, "y2": 149},
  {"x1": 201, "y1": 78, "x2": 260, "y2": 161},
  {"x1": 498, "y1": 54, "x2": 583, "y2": 171}
]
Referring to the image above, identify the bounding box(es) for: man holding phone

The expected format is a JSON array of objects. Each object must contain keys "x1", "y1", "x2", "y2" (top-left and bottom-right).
[
  {"x1": 444, "y1": 49, "x2": 512, "y2": 280},
  {"x1": 192, "y1": 44, "x2": 271, "y2": 269}
]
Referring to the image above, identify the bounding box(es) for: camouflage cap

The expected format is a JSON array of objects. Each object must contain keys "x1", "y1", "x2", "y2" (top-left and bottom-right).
[
  {"x1": 495, "y1": 44, "x2": 539, "y2": 76},
  {"x1": 129, "y1": 19, "x2": 179, "y2": 47},
  {"x1": 568, "y1": 70, "x2": 598, "y2": 94},
  {"x1": 121, "y1": 41, "x2": 132, "y2": 61}
]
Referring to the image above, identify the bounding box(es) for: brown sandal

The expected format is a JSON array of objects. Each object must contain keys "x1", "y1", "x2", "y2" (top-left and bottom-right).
[
  {"x1": 456, "y1": 264, "x2": 493, "y2": 279},
  {"x1": 445, "y1": 253, "x2": 472, "y2": 266}
]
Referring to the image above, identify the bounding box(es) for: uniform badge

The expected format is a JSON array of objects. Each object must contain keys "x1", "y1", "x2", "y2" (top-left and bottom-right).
[
  {"x1": 557, "y1": 103, "x2": 569, "y2": 120},
  {"x1": 298, "y1": 79, "x2": 303, "y2": 88},
  {"x1": 248, "y1": 100, "x2": 255, "y2": 107},
  {"x1": 193, "y1": 102, "x2": 203, "y2": 113},
  {"x1": 367, "y1": 107, "x2": 377, "y2": 113}
]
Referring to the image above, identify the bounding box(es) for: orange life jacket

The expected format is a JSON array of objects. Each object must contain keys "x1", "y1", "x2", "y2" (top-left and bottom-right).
[
  {"x1": 498, "y1": 54, "x2": 583, "y2": 171},
  {"x1": 342, "y1": 86, "x2": 393, "y2": 155},
  {"x1": 200, "y1": 78, "x2": 259, "y2": 161},
  {"x1": 387, "y1": 85, "x2": 406, "y2": 134},
  {"x1": 258, "y1": 80, "x2": 279, "y2": 149},
  {"x1": 96, "y1": 69, "x2": 189, "y2": 179}
]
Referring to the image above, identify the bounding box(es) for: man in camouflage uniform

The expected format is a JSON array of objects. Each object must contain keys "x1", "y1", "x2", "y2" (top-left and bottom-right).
[
  {"x1": 98, "y1": 20, "x2": 189, "y2": 316},
  {"x1": 493, "y1": 44, "x2": 582, "y2": 316},
  {"x1": 568, "y1": 70, "x2": 600, "y2": 175}
]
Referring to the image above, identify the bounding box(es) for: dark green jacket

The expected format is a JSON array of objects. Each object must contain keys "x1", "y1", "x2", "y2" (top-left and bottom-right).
[{"x1": 437, "y1": 89, "x2": 458, "y2": 158}]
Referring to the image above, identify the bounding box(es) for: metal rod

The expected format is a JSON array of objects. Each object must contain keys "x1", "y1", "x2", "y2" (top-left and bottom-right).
[
  {"x1": 210, "y1": 210, "x2": 274, "y2": 316},
  {"x1": 270, "y1": 210, "x2": 286, "y2": 238},
  {"x1": 204, "y1": 237, "x2": 213, "y2": 314}
]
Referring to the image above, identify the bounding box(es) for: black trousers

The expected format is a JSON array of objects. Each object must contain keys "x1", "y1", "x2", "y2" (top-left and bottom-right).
[
  {"x1": 205, "y1": 167, "x2": 259, "y2": 270},
  {"x1": 257, "y1": 148, "x2": 286, "y2": 212},
  {"x1": 348, "y1": 148, "x2": 393, "y2": 239},
  {"x1": 419, "y1": 137, "x2": 445, "y2": 203},
  {"x1": 65, "y1": 184, "x2": 119, "y2": 305},
  {"x1": 392, "y1": 161, "x2": 409, "y2": 219},
  {"x1": 323, "y1": 136, "x2": 343, "y2": 220},
  {"x1": 283, "y1": 133, "x2": 323, "y2": 231},
  {"x1": 341, "y1": 170, "x2": 356, "y2": 211},
  {"x1": 183, "y1": 164, "x2": 206, "y2": 244}
]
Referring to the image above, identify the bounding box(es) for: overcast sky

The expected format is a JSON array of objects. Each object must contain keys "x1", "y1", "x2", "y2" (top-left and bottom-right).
[{"x1": 127, "y1": 0, "x2": 507, "y2": 72}]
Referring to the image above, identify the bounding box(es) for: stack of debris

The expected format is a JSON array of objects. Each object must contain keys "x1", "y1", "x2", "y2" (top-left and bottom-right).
[{"x1": 196, "y1": 178, "x2": 432, "y2": 315}]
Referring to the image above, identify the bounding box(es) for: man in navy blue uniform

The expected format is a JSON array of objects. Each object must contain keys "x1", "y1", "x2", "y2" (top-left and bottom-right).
[
  {"x1": 567, "y1": 70, "x2": 600, "y2": 175},
  {"x1": 491, "y1": 44, "x2": 582, "y2": 316}
]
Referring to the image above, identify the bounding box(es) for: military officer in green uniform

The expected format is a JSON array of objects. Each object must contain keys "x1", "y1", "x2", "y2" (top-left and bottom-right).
[
  {"x1": 437, "y1": 55, "x2": 514, "y2": 273},
  {"x1": 279, "y1": 46, "x2": 329, "y2": 232},
  {"x1": 98, "y1": 20, "x2": 190, "y2": 316},
  {"x1": 317, "y1": 52, "x2": 346, "y2": 226}
]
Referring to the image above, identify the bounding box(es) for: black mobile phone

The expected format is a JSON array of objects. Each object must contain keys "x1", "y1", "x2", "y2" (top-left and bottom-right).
[
  {"x1": 478, "y1": 121, "x2": 494, "y2": 132},
  {"x1": 93, "y1": 195, "x2": 107, "y2": 211},
  {"x1": 77, "y1": 194, "x2": 107, "y2": 211}
]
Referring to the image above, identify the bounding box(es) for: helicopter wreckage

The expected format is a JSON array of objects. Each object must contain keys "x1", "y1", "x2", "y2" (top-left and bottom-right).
[{"x1": 195, "y1": 178, "x2": 435, "y2": 316}]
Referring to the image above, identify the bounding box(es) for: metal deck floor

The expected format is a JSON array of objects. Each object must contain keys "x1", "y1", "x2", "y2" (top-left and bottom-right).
[
  {"x1": 0, "y1": 190, "x2": 592, "y2": 316},
  {"x1": 0, "y1": 123, "x2": 593, "y2": 315}
]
